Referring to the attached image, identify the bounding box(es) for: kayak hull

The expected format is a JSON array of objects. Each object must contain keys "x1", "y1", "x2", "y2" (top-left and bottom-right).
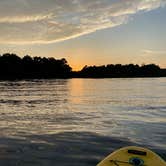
[{"x1": 97, "y1": 146, "x2": 166, "y2": 166}]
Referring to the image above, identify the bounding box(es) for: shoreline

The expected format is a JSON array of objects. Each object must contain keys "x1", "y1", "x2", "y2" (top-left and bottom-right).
[{"x1": 0, "y1": 76, "x2": 166, "y2": 81}]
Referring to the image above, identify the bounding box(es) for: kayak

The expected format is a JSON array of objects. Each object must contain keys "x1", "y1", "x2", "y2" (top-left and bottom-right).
[{"x1": 97, "y1": 146, "x2": 166, "y2": 166}]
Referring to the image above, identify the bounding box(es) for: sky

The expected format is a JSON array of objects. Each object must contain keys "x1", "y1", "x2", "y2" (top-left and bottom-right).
[{"x1": 0, "y1": 0, "x2": 166, "y2": 70}]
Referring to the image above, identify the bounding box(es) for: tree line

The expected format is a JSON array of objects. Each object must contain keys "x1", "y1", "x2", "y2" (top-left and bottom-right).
[
  {"x1": 74, "y1": 64, "x2": 166, "y2": 78},
  {"x1": 0, "y1": 53, "x2": 72, "y2": 79},
  {"x1": 0, "y1": 53, "x2": 165, "y2": 79}
]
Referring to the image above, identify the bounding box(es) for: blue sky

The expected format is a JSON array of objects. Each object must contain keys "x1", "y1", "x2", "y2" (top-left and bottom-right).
[{"x1": 0, "y1": 0, "x2": 165, "y2": 70}]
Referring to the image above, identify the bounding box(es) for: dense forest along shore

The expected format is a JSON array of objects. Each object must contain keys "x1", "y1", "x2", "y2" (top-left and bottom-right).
[{"x1": 0, "y1": 53, "x2": 165, "y2": 79}]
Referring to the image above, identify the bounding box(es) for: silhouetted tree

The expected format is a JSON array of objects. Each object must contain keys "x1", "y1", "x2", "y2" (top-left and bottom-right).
[
  {"x1": 75, "y1": 63, "x2": 164, "y2": 78},
  {"x1": 0, "y1": 53, "x2": 72, "y2": 79},
  {"x1": 0, "y1": 53, "x2": 165, "y2": 79}
]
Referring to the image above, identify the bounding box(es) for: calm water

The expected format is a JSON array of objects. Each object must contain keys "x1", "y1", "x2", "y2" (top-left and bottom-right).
[
  {"x1": 0, "y1": 78, "x2": 165, "y2": 150},
  {"x1": 0, "y1": 78, "x2": 166, "y2": 148}
]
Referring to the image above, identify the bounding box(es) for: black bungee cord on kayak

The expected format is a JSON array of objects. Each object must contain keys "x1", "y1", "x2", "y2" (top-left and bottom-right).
[
  {"x1": 110, "y1": 157, "x2": 145, "y2": 166},
  {"x1": 110, "y1": 160, "x2": 129, "y2": 166}
]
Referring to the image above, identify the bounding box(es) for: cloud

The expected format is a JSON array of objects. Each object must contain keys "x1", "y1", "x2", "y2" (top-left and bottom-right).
[
  {"x1": 0, "y1": 0, "x2": 165, "y2": 44},
  {"x1": 0, "y1": 14, "x2": 53, "y2": 23},
  {"x1": 142, "y1": 49, "x2": 166, "y2": 55}
]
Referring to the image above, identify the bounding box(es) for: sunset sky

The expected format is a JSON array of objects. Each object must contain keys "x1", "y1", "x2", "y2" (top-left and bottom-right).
[{"x1": 0, "y1": 0, "x2": 166, "y2": 70}]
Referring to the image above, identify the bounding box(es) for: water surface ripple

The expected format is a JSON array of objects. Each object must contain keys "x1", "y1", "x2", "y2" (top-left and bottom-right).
[{"x1": 0, "y1": 78, "x2": 165, "y2": 165}]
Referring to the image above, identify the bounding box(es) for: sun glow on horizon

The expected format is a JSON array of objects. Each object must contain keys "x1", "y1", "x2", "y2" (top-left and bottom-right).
[{"x1": 0, "y1": 0, "x2": 165, "y2": 68}]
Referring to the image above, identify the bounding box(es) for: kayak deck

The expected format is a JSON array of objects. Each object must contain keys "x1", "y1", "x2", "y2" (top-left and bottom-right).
[{"x1": 97, "y1": 146, "x2": 166, "y2": 166}]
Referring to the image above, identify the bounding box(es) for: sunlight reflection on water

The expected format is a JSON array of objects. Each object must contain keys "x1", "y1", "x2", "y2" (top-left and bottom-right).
[{"x1": 0, "y1": 78, "x2": 165, "y2": 149}]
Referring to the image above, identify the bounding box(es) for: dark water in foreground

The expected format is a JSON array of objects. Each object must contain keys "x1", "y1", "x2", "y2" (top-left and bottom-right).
[{"x1": 0, "y1": 78, "x2": 165, "y2": 165}]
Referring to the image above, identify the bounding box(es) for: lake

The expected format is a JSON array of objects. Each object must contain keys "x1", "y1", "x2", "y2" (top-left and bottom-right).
[{"x1": 0, "y1": 78, "x2": 165, "y2": 165}]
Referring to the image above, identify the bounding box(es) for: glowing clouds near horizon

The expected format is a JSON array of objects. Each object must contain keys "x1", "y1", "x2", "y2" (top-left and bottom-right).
[{"x1": 0, "y1": 0, "x2": 165, "y2": 44}]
